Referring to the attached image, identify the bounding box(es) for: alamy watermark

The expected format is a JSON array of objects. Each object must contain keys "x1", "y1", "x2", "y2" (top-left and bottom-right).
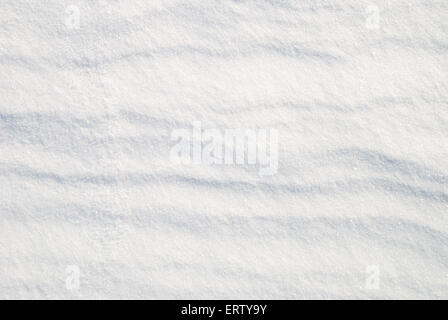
[
  {"x1": 365, "y1": 5, "x2": 380, "y2": 30},
  {"x1": 65, "y1": 265, "x2": 81, "y2": 291},
  {"x1": 65, "y1": 5, "x2": 80, "y2": 30},
  {"x1": 170, "y1": 122, "x2": 279, "y2": 176},
  {"x1": 365, "y1": 265, "x2": 380, "y2": 289}
]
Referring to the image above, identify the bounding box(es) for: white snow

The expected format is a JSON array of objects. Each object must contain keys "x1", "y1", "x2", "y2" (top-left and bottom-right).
[{"x1": 0, "y1": 0, "x2": 447, "y2": 299}]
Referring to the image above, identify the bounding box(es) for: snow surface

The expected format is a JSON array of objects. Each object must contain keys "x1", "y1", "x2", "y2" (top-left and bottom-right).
[{"x1": 0, "y1": 0, "x2": 447, "y2": 299}]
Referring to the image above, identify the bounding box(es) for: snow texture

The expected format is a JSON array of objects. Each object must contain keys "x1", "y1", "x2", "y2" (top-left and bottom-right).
[{"x1": 0, "y1": 0, "x2": 447, "y2": 299}]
